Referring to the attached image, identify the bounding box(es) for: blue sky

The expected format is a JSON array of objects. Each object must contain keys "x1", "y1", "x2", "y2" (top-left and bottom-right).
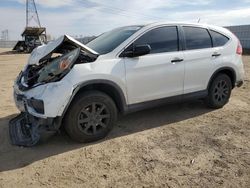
[{"x1": 1, "y1": 0, "x2": 250, "y2": 40}]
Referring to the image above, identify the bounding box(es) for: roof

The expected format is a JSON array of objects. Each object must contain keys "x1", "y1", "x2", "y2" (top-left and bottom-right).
[
  {"x1": 140, "y1": 22, "x2": 233, "y2": 37},
  {"x1": 146, "y1": 21, "x2": 209, "y2": 27},
  {"x1": 22, "y1": 27, "x2": 46, "y2": 36}
]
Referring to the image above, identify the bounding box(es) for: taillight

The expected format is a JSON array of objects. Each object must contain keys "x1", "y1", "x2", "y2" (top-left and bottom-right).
[{"x1": 236, "y1": 41, "x2": 243, "y2": 55}]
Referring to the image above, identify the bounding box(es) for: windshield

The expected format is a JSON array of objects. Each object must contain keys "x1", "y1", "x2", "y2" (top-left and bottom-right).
[{"x1": 86, "y1": 26, "x2": 143, "y2": 55}]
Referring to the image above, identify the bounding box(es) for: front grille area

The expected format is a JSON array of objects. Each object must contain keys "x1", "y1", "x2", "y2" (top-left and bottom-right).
[{"x1": 16, "y1": 93, "x2": 25, "y2": 102}]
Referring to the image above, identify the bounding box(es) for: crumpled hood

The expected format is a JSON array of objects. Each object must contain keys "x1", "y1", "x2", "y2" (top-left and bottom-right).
[{"x1": 27, "y1": 35, "x2": 99, "y2": 65}]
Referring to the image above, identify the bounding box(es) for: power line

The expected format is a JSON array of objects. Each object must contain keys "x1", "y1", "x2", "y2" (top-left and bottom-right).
[
  {"x1": 94, "y1": 1, "x2": 163, "y2": 20},
  {"x1": 78, "y1": 0, "x2": 163, "y2": 21}
]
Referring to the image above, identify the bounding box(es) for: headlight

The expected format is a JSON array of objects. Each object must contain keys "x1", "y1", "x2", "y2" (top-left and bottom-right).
[{"x1": 37, "y1": 48, "x2": 80, "y2": 83}]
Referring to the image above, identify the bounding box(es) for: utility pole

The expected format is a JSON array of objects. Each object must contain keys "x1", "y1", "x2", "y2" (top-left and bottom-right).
[
  {"x1": 12, "y1": 0, "x2": 46, "y2": 52},
  {"x1": 26, "y1": 0, "x2": 41, "y2": 27},
  {"x1": 1, "y1": 30, "x2": 9, "y2": 41}
]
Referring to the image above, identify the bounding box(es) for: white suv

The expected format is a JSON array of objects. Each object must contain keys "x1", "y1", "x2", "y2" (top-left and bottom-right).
[{"x1": 10, "y1": 22, "x2": 245, "y2": 146}]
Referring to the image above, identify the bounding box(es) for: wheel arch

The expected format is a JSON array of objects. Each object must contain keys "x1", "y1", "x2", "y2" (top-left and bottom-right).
[
  {"x1": 207, "y1": 67, "x2": 236, "y2": 90},
  {"x1": 62, "y1": 79, "x2": 128, "y2": 118}
]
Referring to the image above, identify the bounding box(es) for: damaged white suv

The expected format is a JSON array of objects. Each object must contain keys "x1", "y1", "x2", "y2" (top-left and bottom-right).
[{"x1": 10, "y1": 23, "x2": 245, "y2": 146}]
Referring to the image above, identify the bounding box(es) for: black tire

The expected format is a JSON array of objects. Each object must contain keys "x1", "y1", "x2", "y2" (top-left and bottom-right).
[
  {"x1": 205, "y1": 74, "x2": 232, "y2": 109},
  {"x1": 64, "y1": 91, "x2": 117, "y2": 143}
]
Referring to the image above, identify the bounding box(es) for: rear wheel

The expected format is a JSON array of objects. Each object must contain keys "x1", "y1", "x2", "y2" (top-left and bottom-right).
[
  {"x1": 205, "y1": 74, "x2": 232, "y2": 108},
  {"x1": 64, "y1": 91, "x2": 117, "y2": 143}
]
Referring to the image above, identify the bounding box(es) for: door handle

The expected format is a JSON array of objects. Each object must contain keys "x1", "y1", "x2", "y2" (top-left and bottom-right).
[
  {"x1": 171, "y1": 58, "x2": 184, "y2": 63},
  {"x1": 212, "y1": 52, "x2": 221, "y2": 57}
]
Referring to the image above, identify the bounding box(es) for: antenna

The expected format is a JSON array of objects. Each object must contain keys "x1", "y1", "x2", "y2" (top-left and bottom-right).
[
  {"x1": 197, "y1": 18, "x2": 201, "y2": 23},
  {"x1": 26, "y1": 0, "x2": 41, "y2": 27}
]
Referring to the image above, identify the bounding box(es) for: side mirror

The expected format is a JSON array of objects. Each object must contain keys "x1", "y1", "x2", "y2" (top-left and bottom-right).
[
  {"x1": 133, "y1": 44, "x2": 151, "y2": 57},
  {"x1": 122, "y1": 44, "x2": 151, "y2": 58}
]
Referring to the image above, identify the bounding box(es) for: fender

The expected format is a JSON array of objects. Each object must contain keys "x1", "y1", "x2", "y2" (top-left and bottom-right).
[
  {"x1": 61, "y1": 79, "x2": 128, "y2": 118},
  {"x1": 207, "y1": 67, "x2": 236, "y2": 89}
]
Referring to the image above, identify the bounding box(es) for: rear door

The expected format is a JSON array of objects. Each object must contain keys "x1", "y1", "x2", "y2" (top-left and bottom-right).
[
  {"x1": 182, "y1": 26, "x2": 215, "y2": 94},
  {"x1": 123, "y1": 26, "x2": 185, "y2": 104}
]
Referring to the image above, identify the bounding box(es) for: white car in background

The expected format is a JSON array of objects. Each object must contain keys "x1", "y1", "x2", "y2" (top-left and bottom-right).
[{"x1": 10, "y1": 22, "x2": 245, "y2": 146}]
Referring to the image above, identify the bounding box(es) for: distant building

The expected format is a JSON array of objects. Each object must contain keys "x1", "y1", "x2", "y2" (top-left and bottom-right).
[{"x1": 225, "y1": 25, "x2": 250, "y2": 52}]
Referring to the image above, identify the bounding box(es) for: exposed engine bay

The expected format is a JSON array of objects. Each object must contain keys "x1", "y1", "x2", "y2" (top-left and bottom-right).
[{"x1": 18, "y1": 35, "x2": 99, "y2": 90}]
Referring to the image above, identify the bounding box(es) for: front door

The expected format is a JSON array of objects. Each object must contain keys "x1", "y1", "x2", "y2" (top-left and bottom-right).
[{"x1": 123, "y1": 26, "x2": 185, "y2": 105}]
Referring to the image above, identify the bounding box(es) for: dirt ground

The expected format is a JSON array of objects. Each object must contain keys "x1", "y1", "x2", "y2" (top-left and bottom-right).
[{"x1": 0, "y1": 48, "x2": 249, "y2": 188}]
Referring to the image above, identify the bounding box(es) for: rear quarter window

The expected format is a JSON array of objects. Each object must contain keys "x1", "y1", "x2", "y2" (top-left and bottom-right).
[{"x1": 210, "y1": 30, "x2": 229, "y2": 47}]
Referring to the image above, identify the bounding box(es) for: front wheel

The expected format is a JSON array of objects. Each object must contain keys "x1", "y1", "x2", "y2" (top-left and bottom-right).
[
  {"x1": 205, "y1": 74, "x2": 232, "y2": 109},
  {"x1": 64, "y1": 91, "x2": 117, "y2": 143}
]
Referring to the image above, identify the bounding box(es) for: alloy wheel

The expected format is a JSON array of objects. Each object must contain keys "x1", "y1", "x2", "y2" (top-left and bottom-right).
[
  {"x1": 77, "y1": 102, "x2": 110, "y2": 135},
  {"x1": 213, "y1": 80, "x2": 229, "y2": 103}
]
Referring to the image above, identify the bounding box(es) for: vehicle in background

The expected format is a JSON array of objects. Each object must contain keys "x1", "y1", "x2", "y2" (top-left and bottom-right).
[{"x1": 13, "y1": 27, "x2": 47, "y2": 53}]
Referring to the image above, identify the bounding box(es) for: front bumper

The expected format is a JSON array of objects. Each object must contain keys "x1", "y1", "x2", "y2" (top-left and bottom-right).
[
  {"x1": 13, "y1": 76, "x2": 74, "y2": 118},
  {"x1": 9, "y1": 112, "x2": 61, "y2": 146},
  {"x1": 11, "y1": 77, "x2": 71, "y2": 146},
  {"x1": 9, "y1": 113, "x2": 41, "y2": 146},
  {"x1": 14, "y1": 93, "x2": 45, "y2": 114}
]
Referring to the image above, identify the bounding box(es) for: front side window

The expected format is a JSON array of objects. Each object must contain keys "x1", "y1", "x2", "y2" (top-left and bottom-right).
[
  {"x1": 86, "y1": 26, "x2": 142, "y2": 55},
  {"x1": 210, "y1": 30, "x2": 229, "y2": 47},
  {"x1": 133, "y1": 26, "x2": 179, "y2": 54},
  {"x1": 183, "y1": 26, "x2": 212, "y2": 50}
]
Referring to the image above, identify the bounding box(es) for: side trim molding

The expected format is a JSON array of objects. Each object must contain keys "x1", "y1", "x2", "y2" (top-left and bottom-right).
[{"x1": 125, "y1": 90, "x2": 208, "y2": 114}]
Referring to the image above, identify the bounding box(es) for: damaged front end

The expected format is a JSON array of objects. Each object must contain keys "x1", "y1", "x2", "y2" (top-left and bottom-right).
[
  {"x1": 10, "y1": 35, "x2": 99, "y2": 146},
  {"x1": 9, "y1": 113, "x2": 60, "y2": 146},
  {"x1": 9, "y1": 113, "x2": 40, "y2": 147},
  {"x1": 19, "y1": 35, "x2": 98, "y2": 90}
]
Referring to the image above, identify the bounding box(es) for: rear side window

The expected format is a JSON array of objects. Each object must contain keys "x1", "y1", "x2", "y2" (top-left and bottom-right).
[
  {"x1": 183, "y1": 26, "x2": 212, "y2": 50},
  {"x1": 210, "y1": 30, "x2": 229, "y2": 47},
  {"x1": 133, "y1": 26, "x2": 179, "y2": 54}
]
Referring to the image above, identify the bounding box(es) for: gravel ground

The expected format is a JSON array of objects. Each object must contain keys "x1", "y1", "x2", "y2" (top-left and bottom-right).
[{"x1": 0, "y1": 49, "x2": 249, "y2": 188}]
